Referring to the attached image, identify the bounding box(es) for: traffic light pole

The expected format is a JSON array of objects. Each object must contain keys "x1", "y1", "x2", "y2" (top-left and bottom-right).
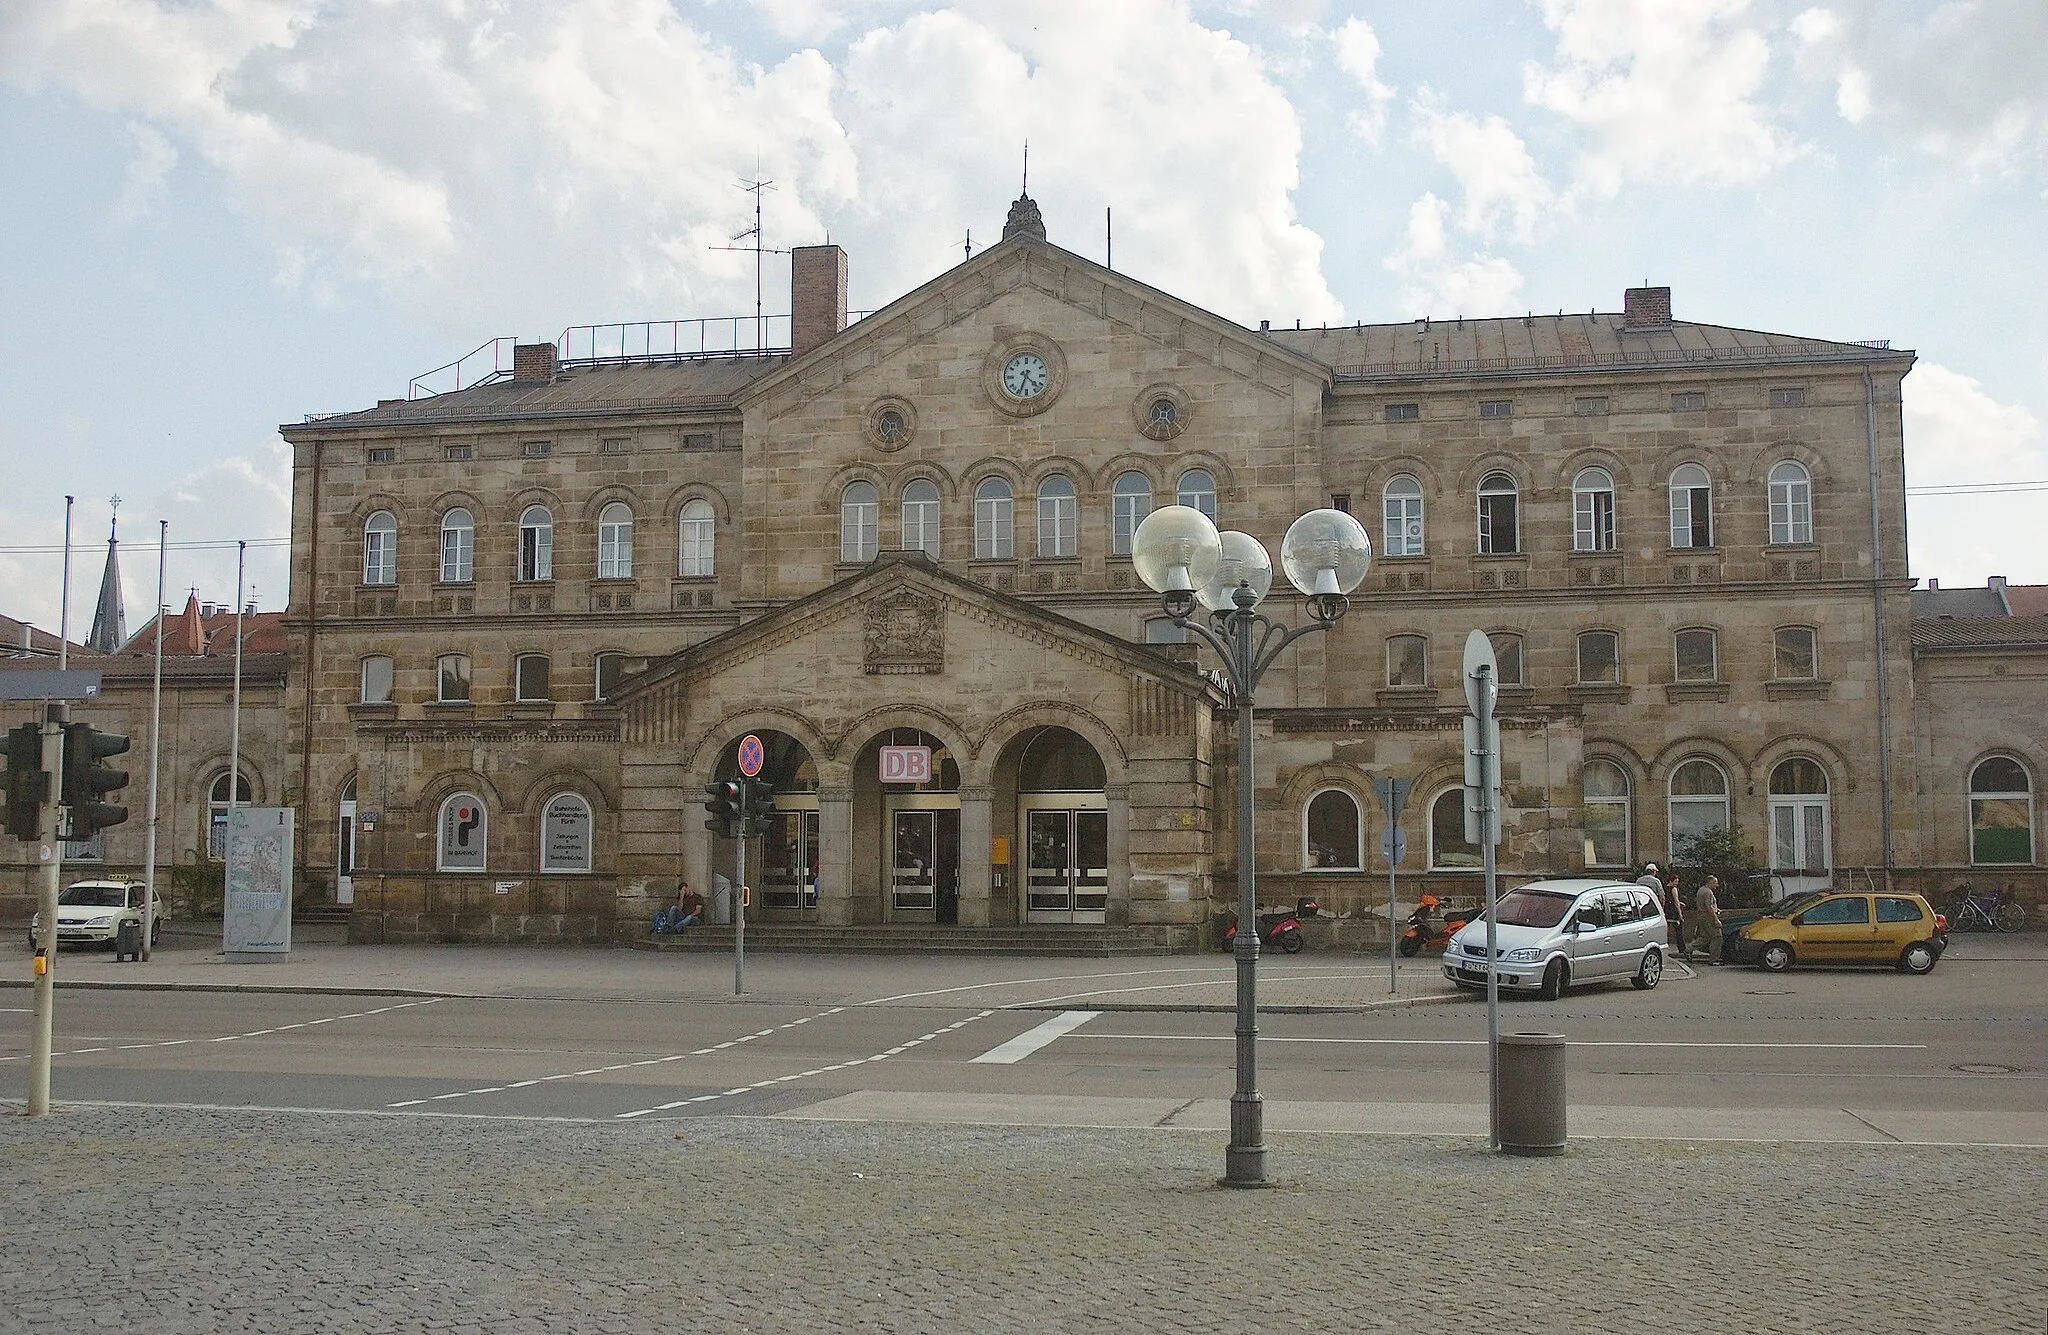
[
  {"x1": 734, "y1": 813, "x2": 747, "y2": 997},
  {"x1": 29, "y1": 701, "x2": 68, "y2": 1117}
]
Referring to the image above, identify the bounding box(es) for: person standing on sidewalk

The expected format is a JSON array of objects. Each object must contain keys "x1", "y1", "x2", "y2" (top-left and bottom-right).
[
  {"x1": 1692, "y1": 874, "x2": 1724, "y2": 964},
  {"x1": 1662, "y1": 871, "x2": 1688, "y2": 960}
]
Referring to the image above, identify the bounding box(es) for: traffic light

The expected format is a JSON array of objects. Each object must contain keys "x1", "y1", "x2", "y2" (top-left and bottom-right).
[
  {"x1": 742, "y1": 778, "x2": 776, "y2": 838},
  {"x1": 2, "y1": 723, "x2": 46, "y2": 841},
  {"x1": 60, "y1": 723, "x2": 130, "y2": 841},
  {"x1": 702, "y1": 779, "x2": 741, "y2": 838}
]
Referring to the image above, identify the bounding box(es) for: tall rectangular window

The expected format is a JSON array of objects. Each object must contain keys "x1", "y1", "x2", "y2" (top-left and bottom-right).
[
  {"x1": 1577, "y1": 631, "x2": 1620, "y2": 684},
  {"x1": 360, "y1": 656, "x2": 393, "y2": 705},
  {"x1": 1773, "y1": 627, "x2": 1817, "y2": 680},
  {"x1": 974, "y1": 480, "x2": 1014, "y2": 560},
  {"x1": 1674, "y1": 629, "x2": 1718, "y2": 683}
]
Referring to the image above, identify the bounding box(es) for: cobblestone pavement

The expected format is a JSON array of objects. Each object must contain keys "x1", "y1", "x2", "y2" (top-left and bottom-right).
[{"x1": 1, "y1": 1106, "x2": 2041, "y2": 1334}]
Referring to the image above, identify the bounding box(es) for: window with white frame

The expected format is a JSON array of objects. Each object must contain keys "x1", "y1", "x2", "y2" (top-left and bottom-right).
[
  {"x1": 514, "y1": 653, "x2": 551, "y2": 702},
  {"x1": 1669, "y1": 464, "x2": 1713, "y2": 549},
  {"x1": 436, "y1": 653, "x2": 471, "y2": 703},
  {"x1": 1969, "y1": 757, "x2": 2035, "y2": 866},
  {"x1": 360, "y1": 655, "x2": 393, "y2": 705},
  {"x1": 1577, "y1": 630, "x2": 1620, "y2": 684},
  {"x1": 517, "y1": 506, "x2": 553, "y2": 582},
  {"x1": 207, "y1": 771, "x2": 253, "y2": 860},
  {"x1": 974, "y1": 478, "x2": 1014, "y2": 560},
  {"x1": 1674, "y1": 628, "x2": 1718, "y2": 683},
  {"x1": 1386, "y1": 634, "x2": 1429, "y2": 687},
  {"x1": 1768, "y1": 462, "x2": 1813, "y2": 545},
  {"x1": 594, "y1": 652, "x2": 625, "y2": 702},
  {"x1": 597, "y1": 502, "x2": 634, "y2": 579},
  {"x1": 1383, "y1": 474, "x2": 1424, "y2": 557},
  {"x1": 1477, "y1": 473, "x2": 1519, "y2": 555},
  {"x1": 1305, "y1": 789, "x2": 1362, "y2": 870},
  {"x1": 677, "y1": 499, "x2": 715, "y2": 577},
  {"x1": 363, "y1": 511, "x2": 397, "y2": 586},
  {"x1": 901, "y1": 479, "x2": 940, "y2": 557},
  {"x1": 1768, "y1": 758, "x2": 1831, "y2": 872},
  {"x1": 1667, "y1": 759, "x2": 1730, "y2": 855},
  {"x1": 840, "y1": 483, "x2": 879, "y2": 563},
  {"x1": 439, "y1": 508, "x2": 474, "y2": 583},
  {"x1": 1572, "y1": 468, "x2": 1617, "y2": 552},
  {"x1": 1488, "y1": 632, "x2": 1524, "y2": 686},
  {"x1": 1037, "y1": 475, "x2": 1078, "y2": 558},
  {"x1": 1428, "y1": 787, "x2": 1481, "y2": 870},
  {"x1": 1111, "y1": 472, "x2": 1152, "y2": 556},
  {"x1": 1581, "y1": 760, "x2": 1631, "y2": 868},
  {"x1": 1176, "y1": 469, "x2": 1216, "y2": 522}
]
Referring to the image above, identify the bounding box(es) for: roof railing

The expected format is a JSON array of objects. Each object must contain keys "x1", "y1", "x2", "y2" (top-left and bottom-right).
[{"x1": 408, "y1": 337, "x2": 518, "y2": 399}]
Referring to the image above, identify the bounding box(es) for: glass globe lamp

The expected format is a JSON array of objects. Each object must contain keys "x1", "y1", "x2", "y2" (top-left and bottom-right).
[
  {"x1": 1195, "y1": 531, "x2": 1274, "y2": 613},
  {"x1": 1279, "y1": 508, "x2": 1372, "y2": 620}
]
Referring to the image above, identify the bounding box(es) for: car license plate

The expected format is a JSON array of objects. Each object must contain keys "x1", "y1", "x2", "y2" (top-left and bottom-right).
[{"x1": 1464, "y1": 962, "x2": 1489, "y2": 975}]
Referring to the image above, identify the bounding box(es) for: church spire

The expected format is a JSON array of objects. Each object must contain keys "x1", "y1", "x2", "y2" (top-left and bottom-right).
[{"x1": 86, "y1": 499, "x2": 126, "y2": 654}]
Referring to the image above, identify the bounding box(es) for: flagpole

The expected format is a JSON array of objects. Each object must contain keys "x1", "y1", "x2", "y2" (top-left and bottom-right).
[
  {"x1": 225, "y1": 542, "x2": 245, "y2": 951},
  {"x1": 142, "y1": 520, "x2": 167, "y2": 962}
]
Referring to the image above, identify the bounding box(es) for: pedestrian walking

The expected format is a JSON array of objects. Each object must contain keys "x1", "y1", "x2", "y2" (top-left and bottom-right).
[
  {"x1": 1692, "y1": 874, "x2": 1724, "y2": 964},
  {"x1": 1636, "y1": 862, "x2": 1662, "y2": 893},
  {"x1": 1662, "y1": 872, "x2": 1688, "y2": 959}
]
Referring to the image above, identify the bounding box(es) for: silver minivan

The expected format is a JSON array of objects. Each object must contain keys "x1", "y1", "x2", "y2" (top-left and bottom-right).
[{"x1": 1441, "y1": 878, "x2": 1666, "y2": 999}]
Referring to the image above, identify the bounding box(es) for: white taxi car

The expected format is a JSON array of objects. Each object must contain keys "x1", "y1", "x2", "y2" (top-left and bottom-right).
[{"x1": 28, "y1": 879, "x2": 164, "y2": 951}]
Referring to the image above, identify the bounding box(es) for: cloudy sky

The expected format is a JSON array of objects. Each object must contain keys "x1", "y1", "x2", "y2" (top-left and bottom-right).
[{"x1": 3, "y1": 0, "x2": 2044, "y2": 637}]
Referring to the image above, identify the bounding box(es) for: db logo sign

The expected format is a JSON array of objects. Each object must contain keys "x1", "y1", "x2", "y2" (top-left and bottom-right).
[{"x1": 879, "y1": 746, "x2": 932, "y2": 784}]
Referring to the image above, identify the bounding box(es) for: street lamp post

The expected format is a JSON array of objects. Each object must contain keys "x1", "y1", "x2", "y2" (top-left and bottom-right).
[{"x1": 1133, "y1": 505, "x2": 1372, "y2": 1187}]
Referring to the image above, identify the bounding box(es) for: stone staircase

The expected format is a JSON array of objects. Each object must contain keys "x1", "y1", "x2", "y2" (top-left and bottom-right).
[{"x1": 630, "y1": 923, "x2": 1176, "y2": 956}]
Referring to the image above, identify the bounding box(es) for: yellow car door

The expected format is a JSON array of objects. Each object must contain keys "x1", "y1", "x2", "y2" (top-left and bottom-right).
[
  {"x1": 1791, "y1": 894, "x2": 1875, "y2": 962},
  {"x1": 1873, "y1": 896, "x2": 1932, "y2": 962}
]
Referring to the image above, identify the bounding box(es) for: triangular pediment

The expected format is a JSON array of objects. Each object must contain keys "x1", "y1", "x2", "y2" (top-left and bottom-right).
[{"x1": 736, "y1": 234, "x2": 1332, "y2": 420}]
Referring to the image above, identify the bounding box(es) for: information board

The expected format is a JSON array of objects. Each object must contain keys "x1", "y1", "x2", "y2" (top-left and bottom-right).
[{"x1": 224, "y1": 806, "x2": 294, "y2": 956}]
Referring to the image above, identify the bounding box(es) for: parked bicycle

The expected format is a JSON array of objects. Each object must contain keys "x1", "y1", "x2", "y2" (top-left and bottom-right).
[{"x1": 1942, "y1": 882, "x2": 2026, "y2": 933}]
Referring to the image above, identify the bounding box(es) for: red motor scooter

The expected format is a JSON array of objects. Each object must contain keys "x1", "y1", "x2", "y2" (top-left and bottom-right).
[
  {"x1": 1398, "y1": 894, "x2": 1473, "y2": 956},
  {"x1": 1222, "y1": 897, "x2": 1317, "y2": 954}
]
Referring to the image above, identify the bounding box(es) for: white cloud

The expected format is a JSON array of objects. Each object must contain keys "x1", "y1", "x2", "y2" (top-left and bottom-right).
[
  {"x1": 1329, "y1": 17, "x2": 1394, "y2": 143},
  {"x1": 1409, "y1": 92, "x2": 1553, "y2": 242},
  {"x1": 1903, "y1": 362, "x2": 2048, "y2": 586},
  {"x1": 111, "y1": 121, "x2": 179, "y2": 224},
  {"x1": 1383, "y1": 193, "x2": 1525, "y2": 318},
  {"x1": 1524, "y1": 0, "x2": 1800, "y2": 199}
]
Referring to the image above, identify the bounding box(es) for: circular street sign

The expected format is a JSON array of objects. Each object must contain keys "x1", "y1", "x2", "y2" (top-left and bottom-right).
[{"x1": 737, "y1": 734, "x2": 765, "y2": 778}]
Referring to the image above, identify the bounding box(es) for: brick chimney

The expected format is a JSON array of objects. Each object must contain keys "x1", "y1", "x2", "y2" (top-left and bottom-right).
[
  {"x1": 790, "y1": 244, "x2": 848, "y2": 356},
  {"x1": 1623, "y1": 285, "x2": 1672, "y2": 329},
  {"x1": 512, "y1": 342, "x2": 558, "y2": 382}
]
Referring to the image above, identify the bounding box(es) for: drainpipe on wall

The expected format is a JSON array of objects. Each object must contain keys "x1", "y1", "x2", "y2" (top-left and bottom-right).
[
  {"x1": 299, "y1": 441, "x2": 321, "y2": 896},
  {"x1": 1865, "y1": 367, "x2": 1895, "y2": 885}
]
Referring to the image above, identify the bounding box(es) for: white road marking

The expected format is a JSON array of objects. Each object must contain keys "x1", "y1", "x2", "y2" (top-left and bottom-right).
[
  {"x1": 0, "y1": 998, "x2": 441, "y2": 1064},
  {"x1": 386, "y1": 1008, "x2": 850, "y2": 1109},
  {"x1": 1077, "y1": 1033, "x2": 1927, "y2": 1050},
  {"x1": 614, "y1": 1010, "x2": 997, "y2": 1120},
  {"x1": 970, "y1": 1010, "x2": 1100, "y2": 1064}
]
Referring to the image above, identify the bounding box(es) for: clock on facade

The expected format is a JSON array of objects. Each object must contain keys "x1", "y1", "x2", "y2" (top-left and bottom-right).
[{"x1": 1001, "y1": 352, "x2": 1049, "y2": 399}]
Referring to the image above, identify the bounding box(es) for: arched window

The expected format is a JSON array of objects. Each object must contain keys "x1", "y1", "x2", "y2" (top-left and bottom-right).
[
  {"x1": 437, "y1": 792, "x2": 487, "y2": 872},
  {"x1": 1111, "y1": 472, "x2": 1152, "y2": 556},
  {"x1": 436, "y1": 653, "x2": 471, "y2": 703},
  {"x1": 901, "y1": 479, "x2": 940, "y2": 557},
  {"x1": 974, "y1": 478, "x2": 1014, "y2": 560},
  {"x1": 1428, "y1": 788, "x2": 1481, "y2": 870},
  {"x1": 1577, "y1": 630, "x2": 1620, "y2": 684},
  {"x1": 1037, "y1": 475, "x2": 1077, "y2": 558},
  {"x1": 1477, "y1": 472, "x2": 1519, "y2": 554},
  {"x1": 840, "y1": 482, "x2": 879, "y2": 563},
  {"x1": 540, "y1": 792, "x2": 593, "y2": 873},
  {"x1": 597, "y1": 502, "x2": 634, "y2": 578},
  {"x1": 1769, "y1": 462, "x2": 1813, "y2": 545},
  {"x1": 1572, "y1": 467, "x2": 1616, "y2": 552},
  {"x1": 439, "y1": 507, "x2": 474, "y2": 583},
  {"x1": 1383, "y1": 474, "x2": 1424, "y2": 558},
  {"x1": 207, "y1": 771, "x2": 253, "y2": 860},
  {"x1": 359, "y1": 655, "x2": 393, "y2": 705},
  {"x1": 1768, "y1": 758, "x2": 1831, "y2": 872},
  {"x1": 514, "y1": 653, "x2": 551, "y2": 702},
  {"x1": 1674, "y1": 628, "x2": 1718, "y2": 683},
  {"x1": 517, "y1": 505, "x2": 553, "y2": 582},
  {"x1": 1582, "y1": 761, "x2": 1630, "y2": 868},
  {"x1": 1669, "y1": 463, "x2": 1713, "y2": 549},
  {"x1": 1386, "y1": 634, "x2": 1429, "y2": 687},
  {"x1": 1305, "y1": 789, "x2": 1363, "y2": 870},
  {"x1": 1488, "y1": 631, "x2": 1524, "y2": 686},
  {"x1": 677, "y1": 499, "x2": 715, "y2": 577},
  {"x1": 1969, "y1": 757, "x2": 2035, "y2": 865},
  {"x1": 362, "y1": 511, "x2": 397, "y2": 586},
  {"x1": 1667, "y1": 759, "x2": 1730, "y2": 857},
  {"x1": 1176, "y1": 469, "x2": 1217, "y2": 522}
]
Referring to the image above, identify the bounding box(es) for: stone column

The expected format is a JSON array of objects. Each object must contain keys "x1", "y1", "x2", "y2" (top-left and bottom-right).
[
  {"x1": 817, "y1": 787, "x2": 854, "y2": 926},
  {"x1": 958, "y1": 786, "x2": 993, "y2": 927},
  {"x1": 1107, "y1": 784, "x2": 1131, "y2": 926}
]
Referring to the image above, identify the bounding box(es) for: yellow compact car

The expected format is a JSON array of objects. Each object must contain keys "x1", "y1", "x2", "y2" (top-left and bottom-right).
[{"x1": 1730, "y1": 891, "x2": 1949, "y2": 974}]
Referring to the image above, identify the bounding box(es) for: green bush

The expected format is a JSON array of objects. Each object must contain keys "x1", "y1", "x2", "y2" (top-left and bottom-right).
[
  {"x1": 165, "y1": 854, "x2": 224, "y2": 920},
  {"x1": 1671, "y1": 827, "x2": 1768, "y2": 908}
]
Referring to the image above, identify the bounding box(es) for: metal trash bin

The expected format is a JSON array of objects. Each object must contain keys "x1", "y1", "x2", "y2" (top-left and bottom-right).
[
  {"x1": 114, "y1": 919, "x2": 144, "y2": 963},
  {"x1": 1497, "y1": 1032, "x2": 1566, "y2": 1156}
]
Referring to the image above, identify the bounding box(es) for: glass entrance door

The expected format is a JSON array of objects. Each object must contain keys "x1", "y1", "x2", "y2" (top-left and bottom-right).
[
  {"x1": 1025, "y1": 808, "x2": 1108, "y2": 924},
  {"x1": 336, "y1": 797, "x2": 357, "y2": 905},
  {"x1": 891, "y1": 807, "x2": 960, "y2": 922},
  {"x1": 763, "y1": 808, "x2": 820, "y2": 920}
]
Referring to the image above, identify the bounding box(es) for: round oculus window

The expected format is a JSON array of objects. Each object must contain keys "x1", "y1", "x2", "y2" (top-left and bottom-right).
[
  {"x1": 877, "y1": 409, "x2": 907, "y2": 443},
  {"x1": 1001, "y1": 352, "x2": 1049, "y2": 399},
  {"x1": 1148, "y1": 398, "x2": 1177, "y2": 429}
]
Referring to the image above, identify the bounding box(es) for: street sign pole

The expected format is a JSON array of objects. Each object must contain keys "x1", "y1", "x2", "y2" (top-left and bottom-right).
[
  {"x1": 1372, "y1": 776, "x2": 1411, "y2": 996},
  {"x1": 27, "y1": 702, "x2": 67, "y2": 1117},
  {"x1": 735, "y1": 734, "x2": 764, "y2": 996},
  {"x1": 1463, "y1": 630, "x2": 1503, "y2": 1152}
]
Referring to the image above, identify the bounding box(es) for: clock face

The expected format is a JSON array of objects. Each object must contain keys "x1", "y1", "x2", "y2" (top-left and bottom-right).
[{"x1": 1001, "y1": 352, "x2": 1048, "y2": 399}]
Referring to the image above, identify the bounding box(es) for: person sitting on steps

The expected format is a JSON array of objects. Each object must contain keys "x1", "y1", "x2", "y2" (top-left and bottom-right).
[{"x1": 653, "y1": 884, "x2": 706, "y2": 934}]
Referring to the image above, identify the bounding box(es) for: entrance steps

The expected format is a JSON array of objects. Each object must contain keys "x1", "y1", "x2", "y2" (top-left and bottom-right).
[{"x1": 632, "y1": 923, "x2": 1175, "y2": 956}]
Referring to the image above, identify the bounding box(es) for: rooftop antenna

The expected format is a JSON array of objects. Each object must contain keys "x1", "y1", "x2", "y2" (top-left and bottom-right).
[
  {"x1": 1106, "y1": 207, "x2": 1112, "y2": 270},
  {"x1": 964, "y1": 229, "x2": 972, "y2": 261},
  {"x1": 1022, "y1": 141, "x2": 1029, "y2": 195},
  {"x1": 713, "y1": 175, "x2": 789, "y2": 352}
]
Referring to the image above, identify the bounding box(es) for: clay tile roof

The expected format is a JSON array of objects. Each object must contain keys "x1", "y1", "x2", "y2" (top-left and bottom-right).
[
  {"x1": 1910, "y1": 616, "x2": 2048, "y2": 651},
  {"x1": 2003, "y1": 585, "x2": 2048, "y2": 617}
]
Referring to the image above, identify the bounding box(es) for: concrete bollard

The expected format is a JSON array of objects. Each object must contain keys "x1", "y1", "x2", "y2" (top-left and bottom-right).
[{"x1": 1497, "y1": 1032, "x2": 1566, "y2": 1156}]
